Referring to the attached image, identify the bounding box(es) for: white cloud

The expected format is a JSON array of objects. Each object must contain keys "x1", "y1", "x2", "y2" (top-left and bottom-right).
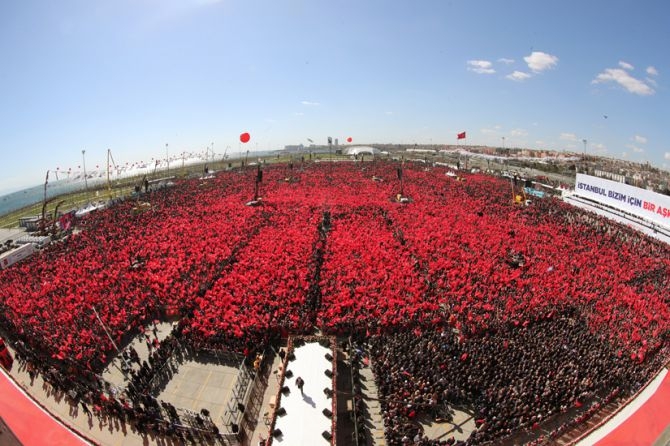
[
  {"x1": 618, "y1": 61, "x2": 634, "y2": 71},
  {"x1": 301, "y1": 100, "x2": 320, "y2": 106},
  {"x1": 510, "y1": 128, "x2": 528, "y2": 137},
  {"x1": 646, "y1": 77, "x2": 658, "y2": 87},
  {"x1": 665, "y1": 152, "x2": 670, "y2": 160},
  {"x1": 593, "y1": 143, "x2": 607, "y2": 152},
  {"x1": 467, "y1": 60, "x2": 495, "y2": 74},
  {"x1": 622, "y1": 152, "x2": 628, "y2": 158},
  {"x1": 626, "y1": 144, "x2": 644, "y2": 153},
  {"x1": 524, "y1": 51, "x2": 559, "y2": 73},
  {"x1": 498, "y1": 58, "x2": 515, "y2": 65},
  {"x1": 632, "y1": 135, "x2": 647, "y2": 144},
  {"x1": 647, "y1": 66, "x2": 659, "y2": 76},
  {"x1": 592, "y1": 68, "x2": 655, "y2": 95},
  {"x1": 506, "y1": 71, "x2": 531, "y2": 81},
  {"x1": 560, "y1": 132, "x2": 578, "y2": 142},
  {"x1": 384, "y1": 111, "x2": 393, "y2": 115},
  {"x1": 481, "y1": 125, "x2": 503, "y2": 134},
  {"x1": 293, "y1": 112, "x2": 304, "y2": 116}
]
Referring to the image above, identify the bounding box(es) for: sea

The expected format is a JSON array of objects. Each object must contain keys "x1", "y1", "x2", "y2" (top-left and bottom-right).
[
  {"x1": 0, "y1": 180, "x2": 98, "y2": 217},
  {"x1": 0, "y1": 150, "x2": 281, "y2": 217}
]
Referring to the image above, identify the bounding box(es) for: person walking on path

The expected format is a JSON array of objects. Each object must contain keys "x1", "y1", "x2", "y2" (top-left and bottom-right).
[{"x1": 295, "y1": 376, "x2": 305, "y2": 395}]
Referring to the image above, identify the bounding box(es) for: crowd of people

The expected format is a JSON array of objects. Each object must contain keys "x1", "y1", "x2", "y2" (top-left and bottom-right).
[
  {"x1": 367, "y1": 309, "x2": 665, "y2": 445},
  {"x1": 0, "y1": 161, "x2": 667, "y2": 444},
  {"x1": 191, "y1": 210, "x2": 320, "y2": 351}
]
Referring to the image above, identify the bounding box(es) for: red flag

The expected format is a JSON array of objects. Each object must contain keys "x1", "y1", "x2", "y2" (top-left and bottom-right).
[{"x1": 457, "y1": 131, "x2": 466, "y2": 140}]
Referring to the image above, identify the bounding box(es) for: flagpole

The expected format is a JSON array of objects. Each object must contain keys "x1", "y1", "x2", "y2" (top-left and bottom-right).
[
  {"x1": 92, "y1": 305, "x2": 121, "y2": 353},
  {"x1": 91, "y1": 305, "x2": 136, "y2": 388}
]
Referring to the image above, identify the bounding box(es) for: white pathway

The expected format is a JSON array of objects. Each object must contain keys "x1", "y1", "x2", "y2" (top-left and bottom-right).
[{"x1": 273, "y1": 342, "x2": 333, "y2": 445}]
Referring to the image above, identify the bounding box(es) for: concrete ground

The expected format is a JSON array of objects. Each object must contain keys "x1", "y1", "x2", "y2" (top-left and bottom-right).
[
  {"x1": 0, "y1": 228, "x2": 26, "y2": 245},
  {"x1": 156, "y1": 354, "x2": 239, "y2": 427},
  {"x1": 418, "y1": 408, "x2": 476, "y2": 442}
]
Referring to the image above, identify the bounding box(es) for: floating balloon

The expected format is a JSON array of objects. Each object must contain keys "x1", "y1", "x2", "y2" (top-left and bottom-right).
[
  {"x1": 240, "y1": 132, "x2": 251, "y2": 143},
  {"x1": 347, "y1": 137, "x2": 352, "y2": 143}
]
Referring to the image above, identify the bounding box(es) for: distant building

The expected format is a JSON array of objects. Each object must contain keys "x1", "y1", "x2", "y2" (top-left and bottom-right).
[
  {"x1": 18, "y1": 216, "x2": 41, "y2": 232},
  {"x1": 594, "y1": 169, "x2": 626, "y2": 183}
]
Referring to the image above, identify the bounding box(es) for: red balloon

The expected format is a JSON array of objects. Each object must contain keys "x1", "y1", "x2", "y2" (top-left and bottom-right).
[
  {"x1": 240, "y1": 132, "x2": 251, "y2": 143},
  {"x1": 347, "y1": 137, "x2": 353, "y2": 143}
]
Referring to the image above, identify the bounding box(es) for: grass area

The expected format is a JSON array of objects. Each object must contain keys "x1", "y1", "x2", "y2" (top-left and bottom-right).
[{"x1": 0, "y1": 185, "x2": 136, "y2": 229}]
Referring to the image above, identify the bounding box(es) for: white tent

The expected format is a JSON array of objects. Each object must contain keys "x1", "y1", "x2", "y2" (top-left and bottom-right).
[{"x1": 344, "y1": 146, "x2": 381, "y2": 156}]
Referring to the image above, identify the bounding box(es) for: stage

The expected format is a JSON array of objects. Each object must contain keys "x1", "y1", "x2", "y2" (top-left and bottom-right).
[{"x1": 273, "y1": 342, "x2": 333, "y2": 445}]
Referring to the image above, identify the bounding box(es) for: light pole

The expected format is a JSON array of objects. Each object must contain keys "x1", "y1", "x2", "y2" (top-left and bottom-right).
[
  {"x1": 582, "y1": 139, "x2": 587, "y2": 172},
  {"x1": 328, "y1": 136, "x2": 333, "y2": 171},
  {"x1": 502, "y1": 136, "x2": 506, "y2": 149},
  {"x1": 81, "y1": 149, "x2": 88, "y2": 192}
]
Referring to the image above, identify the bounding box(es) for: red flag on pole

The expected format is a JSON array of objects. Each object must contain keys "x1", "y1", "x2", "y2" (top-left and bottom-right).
[{"x1": 457, "y1": 131, "x2": 466, "y2": 140}]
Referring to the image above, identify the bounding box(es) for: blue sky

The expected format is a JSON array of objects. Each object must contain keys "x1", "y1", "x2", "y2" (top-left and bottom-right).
[{"x1": 0, "y1": 0, "x2": 668, "y2": 195}]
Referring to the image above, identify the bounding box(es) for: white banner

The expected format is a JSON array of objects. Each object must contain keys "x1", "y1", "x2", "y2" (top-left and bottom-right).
[{"x1": 574, "y1": 174, "x2": 670, "y2": 229}]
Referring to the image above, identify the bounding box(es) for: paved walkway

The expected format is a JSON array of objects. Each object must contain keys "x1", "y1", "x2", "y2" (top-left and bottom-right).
[
  {"x1": 248, "y1": 350, "x2": 283, "y2": 446},
  {"x1": 359, "y1": 361, "x2": 387, "y2": 446}
]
